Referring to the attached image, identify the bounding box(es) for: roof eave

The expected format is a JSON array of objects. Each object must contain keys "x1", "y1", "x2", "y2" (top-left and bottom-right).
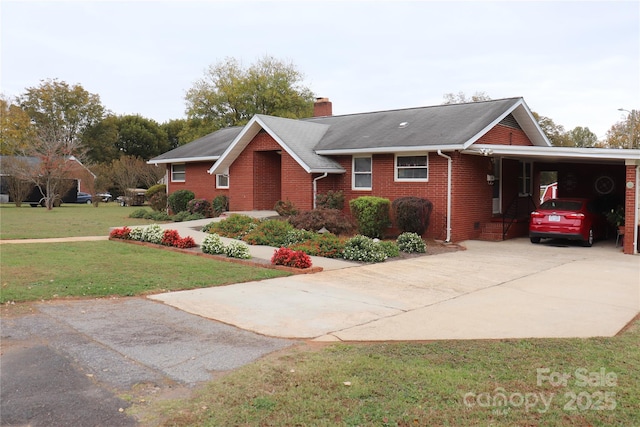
[
  {"x1": 148, "y1": 156, "x2": 220, "y2": 165},
  {"x1": 315, "y1": 145, "x2": 465, "y2": 155},
  {"x1": 465, "y1": 144, "x2": 640, "y2": 161}
]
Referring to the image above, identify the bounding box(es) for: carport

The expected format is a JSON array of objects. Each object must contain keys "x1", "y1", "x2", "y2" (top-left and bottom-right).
[{"x1": 464, "y1": 145, "x2": 640, "y2": 254}]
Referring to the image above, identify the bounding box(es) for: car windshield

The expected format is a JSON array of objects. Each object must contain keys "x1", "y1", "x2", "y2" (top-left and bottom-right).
[{"x1": 540, "y1": 200, "x2": 583, "y2": 211}]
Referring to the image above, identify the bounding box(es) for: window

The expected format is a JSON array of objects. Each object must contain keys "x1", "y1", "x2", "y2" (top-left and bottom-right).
[
  {"x1": 352, "y1": 156, "x2": 372, "y2": 190},
  {"x1": 518, "y1": 161, "x2": 532, "y2": 196},
  {"x1": 171, "y1": 163, "x2": 185, "y2": 182},
  {"x1": 395, "y1": 154, "x2": 428, "y2": 181},
  {"x1": 216, "y1": 173, "x2": 229, "y2": 189}
]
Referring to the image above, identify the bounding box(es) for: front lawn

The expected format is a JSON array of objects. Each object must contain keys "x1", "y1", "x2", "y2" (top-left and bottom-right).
[
  {"x1": 0, "y1": 241, "x2": 289, "y2": 303},
  {"x1": 151, "y1": 319, "x2": 640, "y2": 426}
]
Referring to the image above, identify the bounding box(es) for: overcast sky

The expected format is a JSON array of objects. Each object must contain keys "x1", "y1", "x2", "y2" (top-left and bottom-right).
[{"x1": 2, "y1": 0, "x2": 638, "y2": 140}]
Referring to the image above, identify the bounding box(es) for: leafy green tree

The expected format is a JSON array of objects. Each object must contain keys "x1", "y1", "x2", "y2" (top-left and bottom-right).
[
  {"x1": 185, "y1": 56, "x2": 315, "y2": 131},
  {"x1": 568, "y1": 126, "x2": 598, "y2": 148},
  {"x1": 161, "y1": 118, "x2": 189, "y2": 150},
  {"x1": 532, "y1": 112, "x2": 571, "y2": 146},
  {"x1": 0, "y1": 96, "x2": 36, "y2": 155},
  {"x1": 115, "y1": 115, "x2": 168, "y2": 159},
  {"x1": 605, "y1": 110, "x2": 639, "y2": 149},
  {"x1": 82, "y1": 115, "x2": 120, "y2": 163},
  {"x1": 18, "y1": 79, "x2": 105, "y2": 146}
]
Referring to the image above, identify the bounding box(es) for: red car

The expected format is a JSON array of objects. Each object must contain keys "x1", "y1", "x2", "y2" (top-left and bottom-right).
[{"x1": 529, "y1": 198, "x2": 607, "y2": 247}]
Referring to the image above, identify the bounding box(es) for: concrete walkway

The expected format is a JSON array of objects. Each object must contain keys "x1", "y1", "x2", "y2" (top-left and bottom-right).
[{"x1": 151, "y1": 238, "x2": 639, "y2": 341}]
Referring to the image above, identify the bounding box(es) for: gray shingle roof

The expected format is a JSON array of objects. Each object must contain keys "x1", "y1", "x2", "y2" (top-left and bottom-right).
[{"x1": 149, "y1": 97, "x2": 549, "y2": 171}]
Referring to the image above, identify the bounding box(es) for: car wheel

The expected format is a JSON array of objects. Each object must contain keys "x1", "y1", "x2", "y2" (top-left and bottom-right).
[
  {"x1": 86, "y1": 199, "x2": 92, "y2": 205},
  {"x1": 583, "y1": 228, "x2": 593, "y2": 247},
  {"x1": 530, "y1": 237, "x2": 541, "y2": 244}
]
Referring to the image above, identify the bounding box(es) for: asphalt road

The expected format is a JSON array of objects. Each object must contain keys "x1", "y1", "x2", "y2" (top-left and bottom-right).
[{"x1": 0, "y1": 298, "x2": 294, "y2": 427}]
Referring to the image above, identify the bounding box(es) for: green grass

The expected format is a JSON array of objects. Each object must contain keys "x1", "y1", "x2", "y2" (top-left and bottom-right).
[
  {"x1": 152, "y1": 320, "x2": 640, "y2": 426},
  {"x1": 0, "y1": 203, "x2": 165, "y2": 239},
  {"x1": 0, "y1": 241, "x2": 289, "y2": 303}
]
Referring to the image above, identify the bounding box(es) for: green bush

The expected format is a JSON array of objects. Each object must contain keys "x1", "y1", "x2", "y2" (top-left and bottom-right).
[
  {"x1": 168, "y1": 189, "x2": 195, "y2": 214},
  {"x1": 187, "y1": 198, "x2": 213, "y2": 217},
  {"x1": 207, "y1": 214, "x2": 259, "y2": 239},
  {"x1": 288, "y1": 233, "x2": 346, "y2": 258},
  {"x1": 242, "y1": 219, "x2": 294, "y2": 246},
  {"x1": 397, "y1": 232, "x2": 427, "y2": 253},
  {"x1": 141, "y1": 224, "x2": 164, "y2": 244},
  {"x1": 283, "y1": 228, "x2": 317, "y2": 246},
  {"x1": 349, "y1": 196, "x2": 391, "y2": 239},
  {"x1": 343, "y1": 235, "x2": 388, "y2": 263},
  {"x1": 392, "y1": 197, "x2": 433, "y2": 235},
  {"x1": 274, "y1": 200, "x2": 298, "y2": 216},
  {"x1": 171, "y1": 211, "x2": 204, "y2": 222},
  {"x1": 288, "y1": 209, "x2": 356, "y2": 235},
  {"x1": 315, "y1": 190, "x2": 345, "y2": 210},
  {"x1": 225, "y1": 240, "x2": 252, "y2": 259},
  {"x1": 146, "y1": 184, "x2": 167, "y2": 211},
  {"x1": 201, "y1": 233, "x2": 226, "y2": 255},
  {"x1": 212, "y1": 194, "x2": 229, "y2": 216},
  {"x1": 129, "y1": 208, "x2": 150, "y2": 219},
  {"x1": 378, "y1": 240, "x2": 400, "y2": 258}
]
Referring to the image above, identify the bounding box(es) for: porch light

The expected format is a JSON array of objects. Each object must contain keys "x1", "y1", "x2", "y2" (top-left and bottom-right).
[{"x1": 487, "y1": 174, "x2": 495, "y2": 185}]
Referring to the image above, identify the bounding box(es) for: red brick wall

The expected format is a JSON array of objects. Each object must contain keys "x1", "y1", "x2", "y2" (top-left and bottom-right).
[
  {"x1": 476, "y1": 125, "x2": 532, "y2": 146},
  {"x1": 167, "y1": 161, "x2": 229, "y2": 202},
  {"x1": 623, "y1": 165, "x2": 637, "y2": 254}
]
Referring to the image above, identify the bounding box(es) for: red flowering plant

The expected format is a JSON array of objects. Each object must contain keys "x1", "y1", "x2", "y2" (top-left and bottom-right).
[
  {"x1": 161, "y1": 229, "x2": 181, "y2": 247},
  {"x1": 271, "y1": 247, "x2": 312, "y2": 269},
  {"x1": 109, "y1": 226, "x2": 131, "y2": 239},
  {"x1": 175, "y1": 236, "x2": 196, "y2": 249}
]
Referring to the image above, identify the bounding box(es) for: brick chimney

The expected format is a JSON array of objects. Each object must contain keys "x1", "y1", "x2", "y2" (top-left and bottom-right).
[{"x1": 313, "y1": 97, "x2": 332, "y2": 117}]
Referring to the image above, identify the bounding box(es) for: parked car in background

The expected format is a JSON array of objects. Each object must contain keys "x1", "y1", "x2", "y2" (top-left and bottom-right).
[
  {"x1": 75, "y1": 192, "x2": 92, "y2": 204},
  {"x1": 529, "y1": 198, "x2": 607, "y2": 247},
  {"x1": 116, "y1": 188, "x2": 147, "y2": 206},
  {"x1": 97, "y1": 192, "x2": 112, "y2": 202}
]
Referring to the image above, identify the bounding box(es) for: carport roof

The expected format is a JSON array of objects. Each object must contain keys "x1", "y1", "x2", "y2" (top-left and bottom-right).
[{"x1": 464, "y1": 144, "x2": 640, "y2": 164}]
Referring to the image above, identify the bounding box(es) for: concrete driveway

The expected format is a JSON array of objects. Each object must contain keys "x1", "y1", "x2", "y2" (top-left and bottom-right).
[{"x1": 151, "y1": 239, "x2": 639, "y2": 341}]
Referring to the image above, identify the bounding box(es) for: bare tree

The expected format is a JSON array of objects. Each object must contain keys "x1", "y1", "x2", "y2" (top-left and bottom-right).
[
  {"x1": 442, "y1": 91, "x2": 491, "y2": 104},
  {"x1": 108, "y1": 155, "x2": 164, "y2": 200},
  {"x1": 1, "y1": 157, "x2": 33, "y2": 206}
]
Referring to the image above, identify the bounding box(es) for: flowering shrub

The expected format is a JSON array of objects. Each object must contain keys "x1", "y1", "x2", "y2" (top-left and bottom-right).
[
  {"x1": 141, "y1": 224, "x2": 164, "y2": 244},
  {"x1": 109, "y1": 226, "x2": 131, "y2": 239},
  {"x1": 128, "y1": 226, "x2": 144, "y2": 241},
  {"x1": 175, "y1": 236, "x2": 196, "y2": 249},
  {"x1": 187, "y1": 198, "x2": 213, "y2": 217},
  {"x1": 242, "y1": 219, "x2": 294, "y2": 246},
  {"x1": 225, "y1": 240, "x2": 252, "y2": 259},
  {"x1": 206, "y1": 214, "x2": 259, "y2": 239},
  {"x1": 161, "y1": 229, "x2": 181, "y2": 247},
  {"x1": 397, "y1": 232, "x2": 427, "y2": 253},
  {"x1": 342, "y1": 235, "x2": 387, "y2": 263},
  {"x1": 201, "y1": 233, "x2": 226, "y2": 255},
  {"x1": 283, "y1": 228, "x2": 316, "y2": 246},
  {"x1": 271, "y1": 247, "x2": 312, "y2": 269},
  {"x1": 378, "y1": 240, "x2": 400, "y2": 258}
]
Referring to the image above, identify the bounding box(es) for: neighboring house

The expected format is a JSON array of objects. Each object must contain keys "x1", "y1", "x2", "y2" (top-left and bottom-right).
[
  {"x1": 149, "y1": 97, "x2": 640, "y2": 255},
  {"x1": 0, "y1": 155, "x2": 95, "y2": 203}
]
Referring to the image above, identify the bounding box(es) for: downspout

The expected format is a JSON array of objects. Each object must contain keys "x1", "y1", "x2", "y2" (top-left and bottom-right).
[
  {"x1": 437, "y1": 150, "x2": 452, "y2": 243},
  {"x1": 313, "y1": 173, "x2": 328, "y2": 209}
]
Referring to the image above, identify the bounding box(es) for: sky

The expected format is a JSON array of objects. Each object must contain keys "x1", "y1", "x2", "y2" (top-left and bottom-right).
[{"x1": 1, "y1": 0, "x2": 639, "y2": 141}]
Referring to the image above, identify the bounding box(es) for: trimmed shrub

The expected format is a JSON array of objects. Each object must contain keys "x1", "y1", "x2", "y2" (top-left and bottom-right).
[
  {"x1": 129, "y1": 208, "x2": 149, "y2": 218},
  {"x1": 282, "y1": 228, "x2": 316, "y2": 246},
  {"x1": 242, "y1": 219, "x2": 294, "y2": 246},
  {"x1": 168, "y1": 189, "x2": 195, "y2": 214},
  {"x1": 172, "y1": 211, "x2": 204, "y2": 222},
  {"x1": 141, "y1": 224, "x2": 164, "y2": 244},
  {"x1": 288, "y1": 233, "x2": 346, "y2": 258},
  {"x1": 212, "y1": 194, "x2": 229, "y2": 216},
  {"x1": 109, "y1": 226, "x2": 130, "y2": 239},
  {"x1": 149, "y1": 211, "x2": 171, "y2": 221},
  {"x1": 349, "y1": 196, "x2": 391, "y2": 238},
  {"x1": 201, "y1": 233, "x2": 226, "y2": 255},
  {"x1": 271, "y1": 247, "x2": 313, "y2": 269},
  {"x1": 397, "y1": 232, "x2": 427, "y2": 253},
  {"x1": 146, "y1": 184, "x2": 167, "y2": 211},
  {"x1": 315, "y1": 190, "x2": 345, "y2": 210},
  {"x1": 288, "y1": 209, "x2": 357, "y2": 236},
  {"x1": 343, "y1": 235, "x2": 388, "y2": 263},
  {"x1": 392, "y1": 197, "x2": 433, "y2": 235},
  {"x1": 175, "y1": 236, "x2": 196, "y2": 249},
  {"x1": 378, "y1": 240, "x2": 400, "y2": 258},
  {"x1": 187, "y1": 198, "x2": 213, "y2": 217},
  {"x1": 128, "y1": 226, "x2": 144, "y2": 241},
  {"x1": 225, "y1": 240, "x2": 252, "y2": 259},
  {"x1": 161, "y1": 229, "x2": 181, "y2": 246},
  {"x1": 207, "y1": 214, "x2": 259, "y2": 239},
  {"x1": 274, "y1": 200, "x2": 298, "y2": 216}
]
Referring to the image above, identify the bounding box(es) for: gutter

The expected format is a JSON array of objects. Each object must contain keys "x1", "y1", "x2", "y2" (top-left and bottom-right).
[
  {"x1": 313, "y1": 173, "x2": 328, "y2": 209},
  {"x1": 635, "y1": 165, "x2": 639, "y2": 254},
  {"x1": 437, "y1": 150, "x2": 452, "y2": 243}
]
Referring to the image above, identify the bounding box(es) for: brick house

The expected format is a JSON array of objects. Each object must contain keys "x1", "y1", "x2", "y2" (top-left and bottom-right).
[{"x1": 149, "y1": 97, "x2": 640, "y2": 254}]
